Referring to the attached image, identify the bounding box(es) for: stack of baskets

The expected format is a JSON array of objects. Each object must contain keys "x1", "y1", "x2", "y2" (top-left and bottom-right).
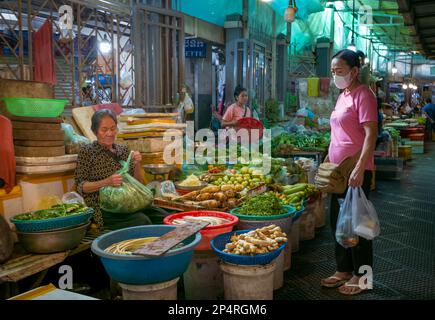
[
  {"x1": 10, "y1": 207, "x2": 93, "y2": 254},
  {"x1": 2, "y1": 97, "x2": 68, "y2": 157}
]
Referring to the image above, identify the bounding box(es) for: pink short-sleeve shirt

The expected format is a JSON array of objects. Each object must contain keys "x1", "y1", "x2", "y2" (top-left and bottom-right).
[
  {"x1": 328, "y1": 85, "x2": 378, "y2": 171},
  {"x1": 222, "y1": 103, "x2": 252, "y2": 123}
]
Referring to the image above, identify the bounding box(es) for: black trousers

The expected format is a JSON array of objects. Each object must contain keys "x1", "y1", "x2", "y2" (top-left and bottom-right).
[{"x1": 330, "y1": 171, "x2": 373, "y2": 276}]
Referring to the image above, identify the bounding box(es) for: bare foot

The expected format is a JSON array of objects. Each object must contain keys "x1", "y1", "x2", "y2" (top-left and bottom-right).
[
  {"x1": 321, "y1": 271, "x2": 353, "y2": 287},
  {"x1": 338, "y1": 276, "x2": 368, "y2": 295}
]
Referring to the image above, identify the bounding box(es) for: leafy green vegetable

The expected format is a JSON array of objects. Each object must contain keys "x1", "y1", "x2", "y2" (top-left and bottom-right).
[
  {"x1": 238, "y1": 192, "x2": 287, "y2": 216},
  {"x1": 13, "y1": 203, "x2": 88, "y2": 221}
]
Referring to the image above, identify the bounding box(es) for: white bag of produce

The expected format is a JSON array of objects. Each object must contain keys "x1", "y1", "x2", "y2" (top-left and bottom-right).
[
  {"x1": 351, "y1": 187, "x2": 380, "y2": 240},
  {"x1": 335, "y1": 188, "x2": 359, "y2": 248}
]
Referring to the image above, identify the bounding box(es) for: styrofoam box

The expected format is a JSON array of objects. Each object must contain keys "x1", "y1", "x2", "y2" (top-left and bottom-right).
[{"x1": 18, "y1": 174, "x2": 75, "y2": 212}]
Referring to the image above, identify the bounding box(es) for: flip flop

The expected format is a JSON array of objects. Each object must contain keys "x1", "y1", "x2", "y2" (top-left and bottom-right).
[
  {"x1": 320, "y1": 276, "x2": 351, "y2": 288},
  {"x1": 338, "y1": 282, "x2": 371, "y2": 296}
]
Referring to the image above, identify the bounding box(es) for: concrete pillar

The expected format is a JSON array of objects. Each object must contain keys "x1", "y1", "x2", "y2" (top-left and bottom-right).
[
  {"x1": 224, "y1": 14, "x2": 244, "y2": 105},
  {"x1": 316, "y1": 37, "x2": 332, "y2": 77},
  {"x1": 276, "y1": 34, "x2": 288, "y2": 102}
]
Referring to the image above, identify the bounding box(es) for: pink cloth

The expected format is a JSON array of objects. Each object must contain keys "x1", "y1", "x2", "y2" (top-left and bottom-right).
[
  {"x1": 222, "y1": 103, "x2": 252, "y2": 123},
  {"x1": 92, "y1": 103, "x2": 123, "y2": 115},
  {"x1": 328, "y1": 85, "x2": 378, "y2": 171},
  {"x1": 33, "y1": 20, "x2": 56, "y2": 85},
  {"x1": 0, "y1": 116, "x2": 16, "y2": 193}
]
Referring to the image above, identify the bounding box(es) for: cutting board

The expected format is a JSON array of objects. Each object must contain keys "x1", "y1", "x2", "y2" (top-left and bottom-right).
[
  {"x1": 72, "y1": 107, "x2": 96, "y2": 141},
  {"x1": 119, "y1": 113, "x2": 178, "y2": 121},
  {"x1": 12, "y1": 121, "x2": 62, "y2": 130},
  {"x1": 16, "y1": 163, "x2": 76, "y2": 174},
  {"x1": 13, "y1": 129, "x2": 65, "y2": 141},
  {"x1": 14, "y1": 140, "x2": 65, "y2": 147},
  {"x1": 120, "y1": 123, "x2": 186, "y2": 134},
  {"x1": 10, "y1": 116, "x2": 62, "y2": 124},
  {"x1": 14, "y1": 145, "x2": 65, "y2": 157},
  {"x1": 15, "y1": 154, "x2": 77, "y2": 166},
  {"x1": 133, "y1": 222, "x2": 209, "y2": 257}
]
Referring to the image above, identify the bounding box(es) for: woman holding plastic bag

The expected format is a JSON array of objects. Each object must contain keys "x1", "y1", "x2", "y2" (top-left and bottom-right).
[
  {"x1": 320, "y1": 50, "x2": 379, "y2": 295},
  {"x1": 74, "y1": 109, "x2": 167, "y2": 231}
]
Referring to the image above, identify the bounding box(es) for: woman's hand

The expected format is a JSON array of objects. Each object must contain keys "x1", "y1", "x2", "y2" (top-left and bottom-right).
[
  {"x1": 348, "y1": 166, "x2": 365, "y2": 188},
  {"x1": 132, "y1": 151, "x2": 142, "y2": 165},
  {"x1": 106, "y1": 174, "x2": 123, "y2": 187}
]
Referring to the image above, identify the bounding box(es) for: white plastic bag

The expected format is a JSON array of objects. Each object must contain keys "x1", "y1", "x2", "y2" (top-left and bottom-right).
[
  {"x1": 62, "y1": 192, "x2": 85, "y2": 205},
  {"x1": 352, "y1": 187, "x2": 380, "y2": 240},
  {"x1": 335, "y1": 188, "x2": 359, "y2": 248}
]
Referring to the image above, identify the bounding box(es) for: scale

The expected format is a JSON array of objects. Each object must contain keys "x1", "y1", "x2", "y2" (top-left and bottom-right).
[{"x1": 143, "y1": 164, "x2": 177, "y2": 198}]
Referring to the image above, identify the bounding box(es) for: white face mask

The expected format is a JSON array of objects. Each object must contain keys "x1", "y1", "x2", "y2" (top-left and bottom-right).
[{"x1": 333, "y1": 72, "x2": 353, "y2": 90}]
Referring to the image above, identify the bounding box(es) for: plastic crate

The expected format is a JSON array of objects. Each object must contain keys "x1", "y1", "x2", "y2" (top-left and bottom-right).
[
  {"x1": 211, "y1": 230, "x2": 286, "y2": 266},
  {"x1": 11, "y1": 207, "x2": 93, "y2": 233},
  {"x1": 1, "y1": 97, "x2": 67, "y2": 118}
]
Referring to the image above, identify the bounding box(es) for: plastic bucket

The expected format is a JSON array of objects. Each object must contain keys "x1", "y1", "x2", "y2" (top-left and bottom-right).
[
  {"x1": 164, "y1": 211, "x2": 238, "y2": 250},
  {"x1": 273, "y1": 250, "x2": 285, "y2": 290},
  {"x1": 283, "y1": 237, "x2": 293, "y2": 271},
  {"x1": 299, "y1": 202, "x2": 316, "y2": 241},
  {"x1": 220, "y1": 261, "x2": 276, "y2": 300},
  {"x1": 119, "y1": 277, "x2": 179, "y2": 300},
  {"x1": 183, "y1": 250, "x2": 223, "y2": 300},
  {"x1": 314, "y1": 193, "x2": 326, "y2": 229}
]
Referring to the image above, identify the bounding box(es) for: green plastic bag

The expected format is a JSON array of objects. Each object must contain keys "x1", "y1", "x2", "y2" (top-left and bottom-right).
[{"x1": 100, "y1": 152, "x2": 154, "y2": 214}]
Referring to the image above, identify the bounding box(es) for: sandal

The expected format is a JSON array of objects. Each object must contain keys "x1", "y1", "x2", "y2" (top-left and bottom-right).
[
  {"x1": 320, "y1": 276, "x2": 352, "y2": 288},
  {"x1": 338, "y1": 282, "x2": 371, "y2": 296}
]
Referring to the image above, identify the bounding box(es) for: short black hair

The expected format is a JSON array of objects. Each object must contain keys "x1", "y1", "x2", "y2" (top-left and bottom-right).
[
  {"x1": 234, "y1": 85, "x2": 247, "y2": 100},
  {"x1": 91, "y1": 109, "x2": 117, "y2": 134},
  {"x1": 356, "y1": 50, "x2": 365, "y2": 59},
  {"x1": 332, "y1": 49, "x2": 361, "y2": 69}
]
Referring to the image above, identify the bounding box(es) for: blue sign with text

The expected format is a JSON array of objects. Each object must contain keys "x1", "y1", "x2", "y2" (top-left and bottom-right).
[{"x1": 185, "y1": 39, "x2": 206, "y2": 58}]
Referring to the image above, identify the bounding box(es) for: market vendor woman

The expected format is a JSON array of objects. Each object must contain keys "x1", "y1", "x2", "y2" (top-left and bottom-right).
[
  {"x1": 321, "y1": 49, "x2": 378, "y2": 295},
  {"x1": 75, "y1": 109, "x2": 163, "y2": 231},
  {"x1": 221, "y1": 85, "x2": 252, "y2": 128}
]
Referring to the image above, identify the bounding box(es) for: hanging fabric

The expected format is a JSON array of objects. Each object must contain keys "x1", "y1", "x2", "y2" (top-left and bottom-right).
[
  {"x1": 33, "y1": 20, "x2": 56, "y2": 85},
  {"x1": 0, "y1": 116, "x2": 16, "y2": 193},
  {"x1": 320, "y1": 77, "x2": 331, "y2": 94},
  {"x1": 307, "y1": 77, "x2": 320, "y2": 97}
]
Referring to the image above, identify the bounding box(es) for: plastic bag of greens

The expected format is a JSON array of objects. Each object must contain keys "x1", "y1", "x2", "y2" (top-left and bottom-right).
[
  {"x1": 335, "y1": 188, "x2": 359, "y2": 248},
  {"x1": 100, "y1": 152, "x2": 154, "y2": 214},
  {"x1": 352, "y1": 187, "x2": 380, "y2": 240}
]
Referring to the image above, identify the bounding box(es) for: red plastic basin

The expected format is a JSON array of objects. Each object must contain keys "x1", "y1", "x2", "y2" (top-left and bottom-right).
[{"x1": 163, "y1": 211, "x2": 239, "y2": 250}]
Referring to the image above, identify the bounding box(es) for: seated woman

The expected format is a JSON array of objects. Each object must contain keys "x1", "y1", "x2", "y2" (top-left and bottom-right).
[{"x1": 75, "y1": 109, "x2": 166, "y2": 231}]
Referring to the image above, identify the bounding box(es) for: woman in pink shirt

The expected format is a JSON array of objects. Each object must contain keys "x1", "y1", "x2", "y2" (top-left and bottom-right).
[
  {"x1": 320, "y1": 49, "x2": 378, "y2": 295},
  {"x1": 221, "y1": 85, "x2": 252, "y2": 128}
]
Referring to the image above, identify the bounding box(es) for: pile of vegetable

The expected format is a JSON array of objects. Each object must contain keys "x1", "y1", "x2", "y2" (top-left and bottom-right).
[
  {"x1": 265, "y1": 99, "x2": 280, "y2": 123},
  {"x1": 178, "y1": 175, "x2": 202, "y2": 187},
  {"x1": 175, "y1": 185, "x2": 243, "y2": 209},
  {"x1": 272, "y1": 131, "x2": 330, "y2": 156},
  {"x1": 171, "y1": 215, "x2": 230, "y2": 226},
  {"x1": 273, "y1": 183, "x2": 318, "y2": 210},
  {"x1": 13, "y1": 203, "x2": 89, "y2": 221},
  {"x1": 202, "y1": 166, "x2": 273, "y2": 189},
  {"x1": 223, "y1": 225, "x2": 287, "y2": 255},
  {"x1": 237, "y1": 192, "x2": 287, "y2": 216},
  {"x1": 383, "y1": 127, "x2": 400, "y2": 138}
]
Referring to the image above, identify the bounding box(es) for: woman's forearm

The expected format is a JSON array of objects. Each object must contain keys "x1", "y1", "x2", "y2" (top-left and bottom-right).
[
  {"x1": 355, "y1": 123, "x2": 378, "y2": 170},
  {"x1": 82, "y1": 179, "x2": 109, "y2": 194},
  {"x1": 134, "y1": 165, "x2": 145, "y2": 184},
  {"x1": 221, "y1": 119, "x2": 237, "y2": 127}
]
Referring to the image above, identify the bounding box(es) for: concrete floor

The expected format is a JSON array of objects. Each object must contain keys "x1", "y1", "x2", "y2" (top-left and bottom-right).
[{"x1": 276, "y1": 142, "x2": 435, "y2": 300}]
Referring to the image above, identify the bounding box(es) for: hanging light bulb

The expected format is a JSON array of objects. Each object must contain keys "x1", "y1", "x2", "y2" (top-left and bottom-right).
[
  {"x1": 364, "y1": 57, "x2": 370, "y2": 64},
  {"x1": 402, "y1": 84, "x2": 408, "y2": 90},
  {"x1": 284, "y1": 0, "x2": 298, "y2": 23},
  {"x1": 99, "y1": 34, "x2": 111, "y2": 54},
  {"x1": 347, "y1": 43, "x2": 357, "y2": 52},
  {"x1": 392, "y1": 65, "x2": 398, "y2": 74}
]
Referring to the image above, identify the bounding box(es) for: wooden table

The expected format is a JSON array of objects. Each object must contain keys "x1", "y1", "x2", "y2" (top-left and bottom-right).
[{"x1": 0, "y1": 231, "x2": 107, "y2": 297}]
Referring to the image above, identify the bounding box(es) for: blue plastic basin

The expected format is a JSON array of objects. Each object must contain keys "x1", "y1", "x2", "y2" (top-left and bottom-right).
[{"x1": 91, "y1": 225, "x2": 201, "y2": 285}]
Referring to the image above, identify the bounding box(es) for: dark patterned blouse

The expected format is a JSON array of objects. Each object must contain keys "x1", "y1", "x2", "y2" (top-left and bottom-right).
[{"x1": 74, "y1": 141, "x2": 134, "y2": 229}]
